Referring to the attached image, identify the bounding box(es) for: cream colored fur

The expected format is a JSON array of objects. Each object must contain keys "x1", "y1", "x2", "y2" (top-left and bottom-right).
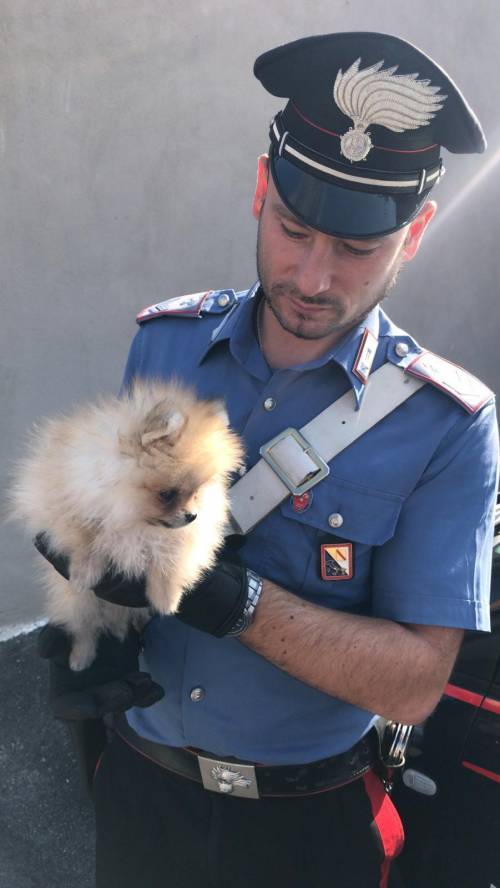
[{"x1": 9, "y1": 379, "x2": 244, "y2": 671}]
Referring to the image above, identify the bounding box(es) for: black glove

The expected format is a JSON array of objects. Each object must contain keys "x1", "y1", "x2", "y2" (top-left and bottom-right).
[
  {"x1": 89, "y1": 534, "x2": 251, "y2": 636},
  {"x1": 34, "y1": 533, "x2": 71, "y2": 580},
  {"x1": 34, "y1": 532, "x2": 148, "y2": 608},
  {"x1": 34, "y1": 532, "x2": 253, "y2": 637},
  {"x1": 90, "y1": 555, "x2": 250, "y2": 638},
  {"x1": 176, "y1": 560, "x2": 249, "y2": 637},
  {"x1": 86, "y1": 534, "x2": 254, "y2": 638},
  {"x1": 38, "y1": 623, "x2": 164, "y2": 720}
]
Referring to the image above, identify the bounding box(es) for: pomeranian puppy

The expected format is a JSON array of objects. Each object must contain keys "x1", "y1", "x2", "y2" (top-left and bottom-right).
[{"x1": 10, "y1": 378, "x2": 244, "y2": 671}]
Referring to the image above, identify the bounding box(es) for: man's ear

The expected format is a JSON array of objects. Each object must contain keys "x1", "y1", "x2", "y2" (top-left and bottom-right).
[
  {"x1": 401, "y1": 200, "x2": 437, "y2": 261},
  {"x1": 252, "y1": 154, "x2": 269, "y2": 220}
]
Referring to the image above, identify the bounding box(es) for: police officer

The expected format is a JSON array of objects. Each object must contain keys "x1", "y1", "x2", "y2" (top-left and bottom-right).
[{"x1": 38, "y1": 32, "x2": 499, "y2": 888}]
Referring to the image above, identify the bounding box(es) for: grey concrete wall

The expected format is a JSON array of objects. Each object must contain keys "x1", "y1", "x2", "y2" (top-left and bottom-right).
[{"x1": 2, "y1": 0, "x2": 499, "y2": 628}]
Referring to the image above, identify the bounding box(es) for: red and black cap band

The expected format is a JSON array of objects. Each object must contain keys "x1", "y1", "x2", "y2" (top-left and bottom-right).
[{"x1": 270, "y1": 111, "x2": 443, "y2": 196}]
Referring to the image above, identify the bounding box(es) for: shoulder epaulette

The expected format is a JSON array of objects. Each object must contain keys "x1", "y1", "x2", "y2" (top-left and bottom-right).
[
  {"x1": 405, "y1": 350, "x2": 494, "y2": 414},
  {"x1": 136, "y1": 289, "x2": 238, "y2": 325}
]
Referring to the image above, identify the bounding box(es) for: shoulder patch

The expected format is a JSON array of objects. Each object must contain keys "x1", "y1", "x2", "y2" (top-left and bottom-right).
[
  {"x1": 136, "y1": 289, "x2": 237, "y2": 324},
  {"x1": 405, "y1": 351, "x2": 494, "y2": 414}
]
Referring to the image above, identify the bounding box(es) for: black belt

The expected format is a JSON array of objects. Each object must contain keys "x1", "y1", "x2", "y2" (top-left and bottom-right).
[{"x1": 113, "y1": 714, "x2": 379, "y2": 799}]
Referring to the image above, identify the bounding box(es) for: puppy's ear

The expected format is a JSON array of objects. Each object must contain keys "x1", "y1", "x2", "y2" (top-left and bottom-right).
[
  {"x1": 141, "y1": 409, "x2": 186, "y2": 449},
  {"x1": 118, "y1": 432, "x2": 136, "y2": 456}
]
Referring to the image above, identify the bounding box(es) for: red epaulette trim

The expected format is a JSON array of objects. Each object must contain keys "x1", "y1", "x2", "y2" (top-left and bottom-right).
[
  {"x1": 136, "y1": 291, "x2": 211, "y2": 324},
  {"x1": 405, "y1": 351, "x2": 494, "y2": 414}
]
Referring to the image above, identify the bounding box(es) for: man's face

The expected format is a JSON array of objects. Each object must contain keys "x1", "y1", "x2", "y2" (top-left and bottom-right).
[{"x1": 255, "y1": 171, "x2": 410, "y2": 343}]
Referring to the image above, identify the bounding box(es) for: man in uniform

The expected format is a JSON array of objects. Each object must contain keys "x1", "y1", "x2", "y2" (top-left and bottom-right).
[{"x1": 38, "y1": 32, "x2": 499, "y2": 888}]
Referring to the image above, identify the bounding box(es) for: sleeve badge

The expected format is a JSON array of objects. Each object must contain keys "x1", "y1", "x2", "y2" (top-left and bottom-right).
[{"x1": 320, "y1": 543, "x2": 353, "y2": 581}]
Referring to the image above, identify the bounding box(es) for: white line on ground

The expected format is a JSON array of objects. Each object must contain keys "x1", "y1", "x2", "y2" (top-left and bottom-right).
[{"x1": 0, "y1": 619, "x2": 47, "y2": 642}]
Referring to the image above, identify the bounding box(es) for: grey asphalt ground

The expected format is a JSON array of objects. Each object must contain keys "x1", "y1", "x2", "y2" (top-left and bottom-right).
[{"x1": 0, "y1": 631, "x2": 94, "y2": 888}]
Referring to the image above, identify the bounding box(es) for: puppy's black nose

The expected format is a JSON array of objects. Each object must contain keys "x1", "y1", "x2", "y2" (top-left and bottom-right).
[{"x1": 184, "y1": 512, "x2": 197, "y2": 524}]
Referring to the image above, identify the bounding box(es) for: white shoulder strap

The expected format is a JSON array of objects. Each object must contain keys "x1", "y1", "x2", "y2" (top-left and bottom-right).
[{"x1": 228, "y1": 363, "x2": 425, "y2": 534}]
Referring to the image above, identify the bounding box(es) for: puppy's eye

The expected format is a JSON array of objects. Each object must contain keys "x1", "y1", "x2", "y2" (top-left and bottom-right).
[{"x1": 158, "y1": 489, "x2": 179, "y2": 506}]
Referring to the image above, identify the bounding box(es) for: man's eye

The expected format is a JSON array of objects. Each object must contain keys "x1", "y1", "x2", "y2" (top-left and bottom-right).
[
  {"x1": 343, "y1": 243, "x2": 377, "y2": 256},
  {"x1": 281, "y1": 223, "x2": 307, "y2": 240}
]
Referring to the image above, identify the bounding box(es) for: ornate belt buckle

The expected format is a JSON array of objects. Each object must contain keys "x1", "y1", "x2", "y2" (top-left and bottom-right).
[{"x1": 197, "y1": 755, "x2": 260, "y2": 799}]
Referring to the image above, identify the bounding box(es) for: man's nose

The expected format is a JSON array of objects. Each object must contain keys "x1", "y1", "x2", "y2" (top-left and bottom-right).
[{"x1": 293, "y1": 239, "x2": 335, "y2": 297}]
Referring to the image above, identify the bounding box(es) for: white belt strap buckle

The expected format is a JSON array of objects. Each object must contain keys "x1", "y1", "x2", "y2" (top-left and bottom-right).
[
  {"x1": 228, "y1": 364, "x2": 426, "y2": 535},
  {"x1": 259, "y1": 427, "x2": 330, "y2": 496},
  {"x1": 198, "y1": 755, "x2": 260, "y2": 799}
]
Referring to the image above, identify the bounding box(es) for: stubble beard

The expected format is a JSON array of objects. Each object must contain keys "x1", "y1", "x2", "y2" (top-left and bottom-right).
[{"x1": 256, "y1": 226, "x2": 404, "y2": 342}]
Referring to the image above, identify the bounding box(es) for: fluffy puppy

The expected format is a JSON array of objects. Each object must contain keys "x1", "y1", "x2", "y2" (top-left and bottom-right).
[{"x1": 10, "y1": 379, "x2": 244, "y2": 671}]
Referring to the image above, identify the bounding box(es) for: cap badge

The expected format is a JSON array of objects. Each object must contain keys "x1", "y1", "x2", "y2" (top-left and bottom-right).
[{"x1": 333, "y1": 58, "x2": 447, "y2": 162}]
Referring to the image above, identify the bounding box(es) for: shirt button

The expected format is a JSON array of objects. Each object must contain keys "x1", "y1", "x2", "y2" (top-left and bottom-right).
[
  {"x1": 190, "y1": 687, "x2": 205, "y2": 702},
  {"x1": 217, "y1": 292, "x2": 230, "y2": 308},
  {"x1": 263, "y1": 397, "x2": 276, "y2": 411},
  {"x1": 395, "y1": 341, "x2": 409, "y2": 358},
  {"x1": 328, "y1": 513, "x2": 344, "y2": 529}
]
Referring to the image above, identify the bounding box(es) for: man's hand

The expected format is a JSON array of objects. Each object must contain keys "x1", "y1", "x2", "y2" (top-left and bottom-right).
[
  {"x1": 34, "y1": 532, "x2": 148, "y2": 607},
  {"x1": 174, "y1": 534, "x2": 262, "y2": 637},
  {"x1": 34, "y1": 531, "x2": 255, "y2": 637},
  {"x1": 175, "y1": 560, "x2": 249, "y2": 636},
  {"x1": 38, "y1": 624, "x2": 164, "y2": 720}
]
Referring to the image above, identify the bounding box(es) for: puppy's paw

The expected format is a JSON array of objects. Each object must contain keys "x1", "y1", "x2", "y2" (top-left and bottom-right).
[{"x1": 69, "y1": 640, "x2": 96, "y2": 672}]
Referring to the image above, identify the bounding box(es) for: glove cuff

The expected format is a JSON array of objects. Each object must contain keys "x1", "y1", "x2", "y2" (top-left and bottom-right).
[{"x1": 177, "y1": 562, "x2": 262, "y2": 638}]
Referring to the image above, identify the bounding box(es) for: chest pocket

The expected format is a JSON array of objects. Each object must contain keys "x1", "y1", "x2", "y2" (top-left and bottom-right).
[
  {"x1": 272, "y1": 476, "x2": 404, "y2": 607},
  {"x1": 279, "y1": 475, "x2": 404, "y2": 544}
]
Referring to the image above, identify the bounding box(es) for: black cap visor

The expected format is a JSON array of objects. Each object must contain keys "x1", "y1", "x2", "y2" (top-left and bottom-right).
[{"x1": 271, "y1": 153, "x2": 429, "y2": 239}]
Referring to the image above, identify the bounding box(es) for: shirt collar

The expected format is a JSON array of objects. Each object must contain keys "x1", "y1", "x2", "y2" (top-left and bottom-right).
[
  {"x1": 198, "y1": 282, "x2": 382, "y2": 406},
  {"x1": 327, "y1": 307, "x2": 381, "y2": 409},
  {"x1": 198, "y1": 282, "x2": 269, "y2": 379}
]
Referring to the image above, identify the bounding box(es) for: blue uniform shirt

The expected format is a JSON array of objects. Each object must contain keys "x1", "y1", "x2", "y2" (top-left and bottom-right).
[{"x1": 123, "y1": 284, "x2": 499, "y2": 764}]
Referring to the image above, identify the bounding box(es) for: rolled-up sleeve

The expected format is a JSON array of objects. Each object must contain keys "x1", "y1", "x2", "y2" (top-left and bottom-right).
[{"x1": 372, "y1": 401, "x2": 499, "y2": 632}]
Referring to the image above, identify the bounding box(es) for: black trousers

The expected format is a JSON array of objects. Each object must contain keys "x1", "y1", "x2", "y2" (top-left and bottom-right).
[{"x1": 93, "y1": 732, "x2": 404, "y2": 888}]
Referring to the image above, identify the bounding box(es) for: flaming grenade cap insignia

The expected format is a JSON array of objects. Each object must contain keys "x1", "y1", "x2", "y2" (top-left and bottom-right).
[
  {"x1": 211, "y1": 765, "x2": 253, "y2": 794},
  {"x1": 333, "y1": 58, "x2": 447, "y2": 162}
]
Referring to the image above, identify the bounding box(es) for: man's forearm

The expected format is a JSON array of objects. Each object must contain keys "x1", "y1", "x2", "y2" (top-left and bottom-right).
[{"x1": 240, "y1": 579, "x2": 462, "y2": 724}]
